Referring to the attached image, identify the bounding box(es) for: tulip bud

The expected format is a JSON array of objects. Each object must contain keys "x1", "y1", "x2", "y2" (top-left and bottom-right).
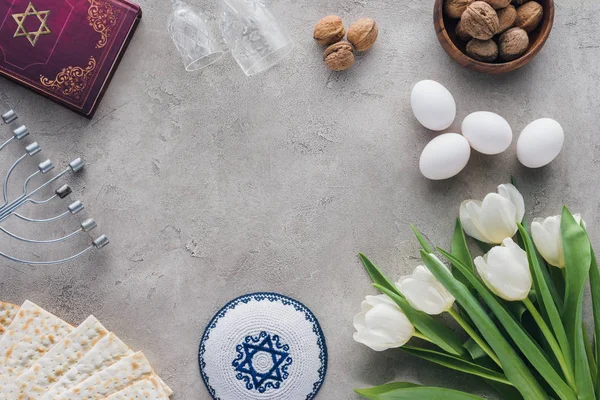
[
  {"x1": 474, "y1": 238, "x2": 532, "y2": 301},
  {"x1": 531, "y1": 214, "x2": 585, "y2": 268},
  {"x1": 460, "y1": 183, "x2": 525, "y2": 244},
  {"x1": 353, "y1": 294, "x2": 415, "y2": 351},
  {"x1": 396, "y1": 265, "x2": 455, "y2": 315}
]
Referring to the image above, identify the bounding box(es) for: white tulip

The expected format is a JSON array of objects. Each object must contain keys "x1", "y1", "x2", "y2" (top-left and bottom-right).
[
  {"x1": 353, "y1": 294, "x2": 414, "y2": 351},
  {"x1": 396, "y1": 265, "x2": 455, "y2": 315},
  {"x1": 474, "y1": 238, "x2": 532, "y2": 301},
  {"x1": 460, "y1": 183, "x2": 525, "y2": 244},
  {"x1": 531, "y1": 214, "x2": 584, "y2": 268}
]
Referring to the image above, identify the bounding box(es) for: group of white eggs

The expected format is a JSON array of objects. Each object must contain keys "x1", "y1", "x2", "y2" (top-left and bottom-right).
[{"x1": 411, "y1": 80, "x2": 565, "y2": 180}]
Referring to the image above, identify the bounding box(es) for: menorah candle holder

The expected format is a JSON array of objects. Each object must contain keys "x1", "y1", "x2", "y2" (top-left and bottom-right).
[{"x1": 0, "y1": 109, "x2": 108, "y2": 265}]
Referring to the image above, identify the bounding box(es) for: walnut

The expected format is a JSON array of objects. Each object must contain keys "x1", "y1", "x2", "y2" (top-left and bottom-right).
[
  {"x1": 498, "y1": 27, "x2": 529, "y2": 61},
  {"x1": 466, "y1": 39, "x2": 498, "y2": 62},
  {"x1": 323, "y1": 41, "x2": 355, "y2": 71},
  {"x1": 347, "y1": 18, "x2": 378, "y2": 51},
  {"x1": 496, "y1": 5, "x2": 517, "y2": 33},
  {"x1": 461, "y1": 2, "x2": 500, "y2": 40},
  {"x1": 482, "y1": 0, "x2": 511, "y2": 9},
  {"x1": 313, "y1": 15, "x2": 345, "y2": 46},
  {"x1": 456, "y1": 20, "x2": 472, "y2": 40},
  {"x1": 445, "y1": 0, "x2": 474, "y2": 19},
  {"x1": 515, "y1": 1, "x2": 543, "y2": 32}
]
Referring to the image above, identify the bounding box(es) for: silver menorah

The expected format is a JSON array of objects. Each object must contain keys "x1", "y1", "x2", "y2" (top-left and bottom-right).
[{"x1": 0, "y1": 109, "x2": 108, "y2": 265}]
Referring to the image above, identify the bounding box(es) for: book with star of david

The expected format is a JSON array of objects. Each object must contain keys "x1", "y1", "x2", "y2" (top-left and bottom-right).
[{"x1": 0, "y1": 0, "x2": 141, "y2": 117}]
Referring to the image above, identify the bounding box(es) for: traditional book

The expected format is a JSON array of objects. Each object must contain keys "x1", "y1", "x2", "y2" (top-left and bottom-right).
[{"x1": 0, "y1": 0, "x2": 141, "y2": 117}]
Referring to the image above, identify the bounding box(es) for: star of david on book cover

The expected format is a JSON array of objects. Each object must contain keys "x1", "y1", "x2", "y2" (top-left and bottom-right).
[{"x1": 12, "y1": 2, "x2": 51, "y2": 47}]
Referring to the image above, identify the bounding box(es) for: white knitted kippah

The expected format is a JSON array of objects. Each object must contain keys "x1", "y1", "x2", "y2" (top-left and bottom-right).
[{"x1": 199, "y1": 293, "x2": 327, "y2": 400}]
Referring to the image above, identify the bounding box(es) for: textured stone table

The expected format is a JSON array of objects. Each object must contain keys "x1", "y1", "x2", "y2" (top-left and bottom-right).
[{"x1": 0, "y1": 0, "x2": 597, "y2": 398}]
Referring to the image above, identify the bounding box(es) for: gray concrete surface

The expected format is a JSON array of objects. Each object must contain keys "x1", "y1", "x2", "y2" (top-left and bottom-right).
[{"x1": 0, "y1": 0, "x2": 598, "y2": 398}]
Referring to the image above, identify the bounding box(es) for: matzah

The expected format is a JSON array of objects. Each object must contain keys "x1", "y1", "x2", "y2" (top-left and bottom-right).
[
  {"x1": 41, "y1": 332, "x2": 132, "y2": 400},
  {"x1": 16, "y1": 315, "x2": 108, "y2": 398},
  {"x1": 54, "y1": 351, "x2": 161, "y2": 400},
  {"x1": 0, "y1": 302, "x2": 19, "y2": 336},
  {"x1": 104, "y1": 377, "x2": 169, "y2": 400},
  {"x1": 155, "y1": 376, "x2": 173, "y2": 396},
  {"x1": 0, "y1": 300, "x2": 72, "y2": 398}
]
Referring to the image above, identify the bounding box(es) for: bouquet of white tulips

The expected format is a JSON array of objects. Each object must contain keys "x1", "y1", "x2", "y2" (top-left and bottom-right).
[{"x1": 354, "y1": 183, "x2": 600, "y2": 400}]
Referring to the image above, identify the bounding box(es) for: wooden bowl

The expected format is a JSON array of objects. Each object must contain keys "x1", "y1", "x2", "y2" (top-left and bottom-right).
[{"x1": 433, "y1": 0, "x2": 554, "y2": 74}]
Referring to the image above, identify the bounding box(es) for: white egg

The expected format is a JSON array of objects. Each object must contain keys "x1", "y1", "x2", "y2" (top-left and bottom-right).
[
  {"x1": 517, "y1": 118, "x2": 564, "y2": 168},
  {"x1": 420, "y1": 133, "x2": 471, "y2": 180},
  {"x1": 461, "y1": 111, "x2": 513, "y2": 155},
  {"x1": 411, "y1": 80, "x2": 457, "y2": 131}
]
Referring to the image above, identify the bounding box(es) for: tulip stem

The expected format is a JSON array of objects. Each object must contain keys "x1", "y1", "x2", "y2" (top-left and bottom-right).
[
  {"x1": 447, "y1": 307, "x2": 502, "y2": 368},
  {"x1": 582, "y1": 323, "x2": 598, "y2": 382},
  {"x1": 413, "y1": 331, "x2": 433, "y2": 343},
  {"x1": 523, "y1": 297, "x2": 575, "y2": 388}
]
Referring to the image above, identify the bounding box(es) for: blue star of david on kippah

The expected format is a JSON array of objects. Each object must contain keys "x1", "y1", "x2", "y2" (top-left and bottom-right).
[{"x1": 232, "y1": 331, "x2": 293, "y2": 393}]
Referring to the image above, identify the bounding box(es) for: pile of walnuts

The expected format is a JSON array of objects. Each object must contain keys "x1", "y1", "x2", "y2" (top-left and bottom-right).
[
  {"x1": 446, "y1": 0, "x2": 544, "y2": 62},
  {"x1": 313, "y1": 16, "x2": 379, "y2": 71}
]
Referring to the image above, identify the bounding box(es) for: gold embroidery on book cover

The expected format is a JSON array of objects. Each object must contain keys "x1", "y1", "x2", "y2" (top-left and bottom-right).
[
  {"x1": 88, "y1": 0, "x2": 121, "y2": 49},
  {"x1": 39, "y1": 57, "x2": 97, "y2": 100}
]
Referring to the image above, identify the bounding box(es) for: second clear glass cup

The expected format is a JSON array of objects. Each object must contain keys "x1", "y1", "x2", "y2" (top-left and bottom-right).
[
  {"x1": 168, "y1": 0, "x2": 224, "y2": 72},
  {"x1": 218, "y1": 0, "x2": 294, "y2": 76}
]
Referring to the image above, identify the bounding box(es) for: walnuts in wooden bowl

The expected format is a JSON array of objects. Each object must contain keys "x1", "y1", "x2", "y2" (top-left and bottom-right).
[{"x1": 443, "y1": 0, "x2": 545, "y2": 63}]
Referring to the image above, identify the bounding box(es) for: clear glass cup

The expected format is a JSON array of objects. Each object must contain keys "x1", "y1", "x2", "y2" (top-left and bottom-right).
[
  {"x1": 168, "y1": 1, "x2": 225, "y2": 71},
  {"x1": 218, "y1": 0, "x2": 294, "y2": 76}
]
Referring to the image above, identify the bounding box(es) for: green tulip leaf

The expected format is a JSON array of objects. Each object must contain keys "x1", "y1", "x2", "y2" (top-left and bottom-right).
[
  {"x1": 536, "y1": 251, "x2": 564, "y2": 315},
  {"x1": 434, "y1": 249, "x2": 575, "y2": 400},
  {"x1": 581, "y1": 223, "x2": 599, "y2": 390},
  {"x1": 463, "y1": 302, "x2": 528, "y2": 363},
  {"x1": 401, "y1": 346, "x2": 511, "y2": 385},
  {"x1": 359, "y1": 253, "x2": 398, "y2": 296},
  {"x1": 411, "y1": 224, "x2": 434, "y2": 254},
  {"x1": 355, "y1": 382, "x2": 420, "y2": 399},
  {"x1": 354, "y1": 382, "x2": 484, "y2": 400},
  {"x1": 464, "y1": 338, "x2": 487, "y2": 360},
  {"x1": 486, "y1": 380, "x2": 524, "y2": 400},
  {"x1": 517, "y1": 223, "x2": 563, "y2": 317},
  {"x1": 586, "y1": 229, "x2": 600, "y2": 395},
  {"x1": 364, "y1": 386, "x2": 486, "y2": 400},
  {"x1": 355, "y1": 383, "x2": 486, "y2": 400},
  {"x1": 517, "y1": 223, "x2": 574, "y2": 388},
  {"x1": 519, "y1": 225, "x2": 565, "y2": 316},
  {"x1": 374, "y1": 285, "x2": 466, "y2": 357},
  {"x1": 451, "y1": 219, "x2": 475, "y2": 291},
  {"x1": 548, "y1": 264, "x2": 566, "y2": 310},
  {"x1": 506, "y1": 301, "x2": 528, "y2": 322},
  {"x1": 561, "y1": 207, "x2": 595, "y2": 400},
  {"x1": 583, "y1": 324, "x2": 598, "y2": 386}
]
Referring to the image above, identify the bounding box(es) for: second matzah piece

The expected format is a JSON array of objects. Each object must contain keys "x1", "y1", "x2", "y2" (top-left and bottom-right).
[
  {"x1": 41, "y1": 332, "x2": 132, "y2": 400},
  {"x1": 104, "y1": 377, "x2": 169, "y2": 400},
  {"x1": 0, "y1": 302, "x2": 19, "y2": 336},
  {"x1": 54, "y1": 351, "x2": 159, "y2": 400},
  {"x1": 16, "y1": 315, "x2": 109, "y2": 399},
  {"x1": 0, "y1": 300, "x2": 72, "y2": 399}
]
